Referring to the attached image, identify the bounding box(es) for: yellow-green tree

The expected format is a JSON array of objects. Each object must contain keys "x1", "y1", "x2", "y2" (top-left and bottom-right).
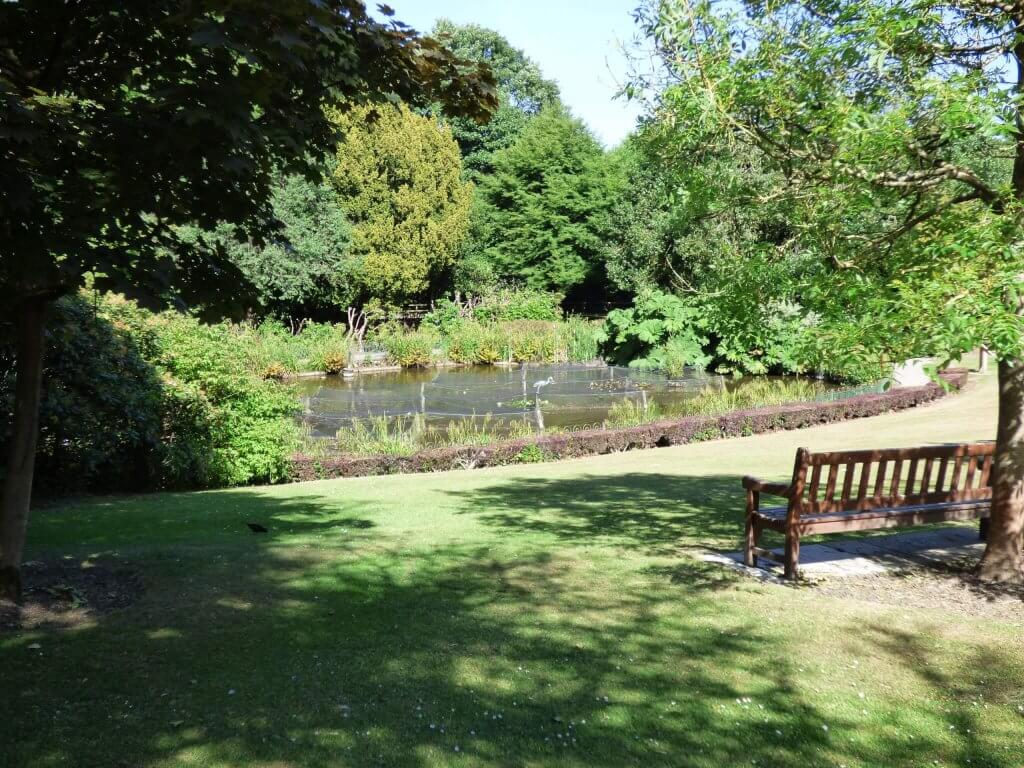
[{"x1": 332, "y1": 104, "x2": 473, "y2": 305}]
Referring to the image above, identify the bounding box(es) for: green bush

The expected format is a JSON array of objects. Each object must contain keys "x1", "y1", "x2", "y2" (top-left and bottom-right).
[
  {"x1": 381, "y1": 330, "x2": 438, "y2": 367},
  {"x1": 0, "y1": 294, "x2": 300, "y2": 494},
  {"x1": 444, "y1": 322, "x2": 484, "y2": 363},
  {"x1": 421, "y1": 299, "x2": 468, "y2": 336},
  {"x1": 300, "y1": 322, "x2": 353, "y2": 373},
  {"x1": 605, "y1": 398, "x2": 661, "y2": 428},
  {"x1": 83, "y1": 295, "x2": 300, "y2": 488},
  {"x1": 598, "y1": 290, "x2": 711, "y2": 372},
  {"x1": 472, "y1": 287, "x2": 564, "y2": 323},
  {"x1": 0, "y1": 296, "x2": 165, "y2": 494}
]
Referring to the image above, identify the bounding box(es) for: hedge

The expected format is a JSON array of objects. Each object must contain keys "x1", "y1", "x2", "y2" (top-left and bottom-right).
[{"x1": 287, "y1": 370, "x2": 969, "y2": 482}]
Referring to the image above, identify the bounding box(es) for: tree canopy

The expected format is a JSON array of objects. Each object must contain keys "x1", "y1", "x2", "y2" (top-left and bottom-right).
[
  {"x1": 0, "y1": 0, "x2": 495, "y2": 316},
  {"x1": 430, "y1": 20, "x2": 561, "y2": 180},
  {"x1": 633, "y1": 0, "x2": 1024, "y2": 580},
  {"x1": 472, "y1": 106, "x2": 622, "y2": 302},
  {"x1": 331, "y1": 103, "x2": 473, "y2": 306},
  {"x1": 199, "y1": 174, "x2": 357, "y2": 319}
]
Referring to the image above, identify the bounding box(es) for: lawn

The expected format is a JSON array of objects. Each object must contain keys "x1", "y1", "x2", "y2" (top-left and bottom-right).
[{"x1": 2, "y1": 374, "x2": 1022, "y2": 767}]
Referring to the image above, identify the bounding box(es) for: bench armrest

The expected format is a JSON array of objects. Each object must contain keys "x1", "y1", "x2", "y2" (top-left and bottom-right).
[{"x1": 742, "y1": 476, "x2": 791, "y2": 497}]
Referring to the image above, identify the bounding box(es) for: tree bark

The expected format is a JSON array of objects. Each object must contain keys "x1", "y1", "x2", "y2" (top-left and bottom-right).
[
  {"x1": 978, "y1": 356, "x2": 1024, "y2": 582},
  {"x1": 0, "y1": 299, "x2": 47, "y2": 603}
]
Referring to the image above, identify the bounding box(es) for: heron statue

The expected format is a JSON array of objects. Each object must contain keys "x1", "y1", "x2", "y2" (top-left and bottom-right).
[{"x1": 533, "y1": 376, "x2": 555, "y2": 394}]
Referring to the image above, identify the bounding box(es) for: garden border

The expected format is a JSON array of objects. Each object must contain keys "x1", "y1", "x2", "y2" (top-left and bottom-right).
[{"x1": 287, "y1": 370, "x2": 970, "y2": 482}]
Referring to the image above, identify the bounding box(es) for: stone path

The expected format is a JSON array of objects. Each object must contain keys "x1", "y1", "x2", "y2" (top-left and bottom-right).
[{"x1": 703, "y1": 526, "x2": 985, "y2": 581}]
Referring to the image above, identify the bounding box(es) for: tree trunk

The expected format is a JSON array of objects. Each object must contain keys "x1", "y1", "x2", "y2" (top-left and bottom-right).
[
  {"x1": 977, "y1": 355, "x2": 1024, "y2": 582},
  {"x1": 0, "y1": 300, "x2": 46, "y2": 603}
]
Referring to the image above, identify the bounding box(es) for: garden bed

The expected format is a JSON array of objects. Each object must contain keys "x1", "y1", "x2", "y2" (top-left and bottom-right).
[{"x1": 288, "y1": 370, "x2": 969, "y2": 481}]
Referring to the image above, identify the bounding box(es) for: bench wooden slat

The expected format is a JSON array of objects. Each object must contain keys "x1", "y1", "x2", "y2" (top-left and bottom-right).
[
  {"x1": 950, "y1": 455, "x2": 963, "y2": 491},
  {"x1": 872, "y1": 459, "x2": 887, "y2": 501},
  {"x1": 966, "y1": 456, "x2": 978, "y2": 488},
  {"x1": 889, "y1": 459, "x2": 903, "y2": 500},
  {"x1": 904, "y1": 458, "x2": 918, "y2": 498},
  {"x1": 840, "y1": 462, "x2": 855, "y2": 502},
  {"x1": 920, "y1": 457, "x2": 934, "y2": 494},
  {"x1": 808, "y1": 464, "x2": 822, "y2": 504},
  {"x1": 857, "y1": 460, "x2": 871, "y2": 503},
  {"x1": 935, "y1": 458, "x2": 949, "y2": 491},
  {"x1": 824, "y1": 464, "x2": 838, "y2": 502}
]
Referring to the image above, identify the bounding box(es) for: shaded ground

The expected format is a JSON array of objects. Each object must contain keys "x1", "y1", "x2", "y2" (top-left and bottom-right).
[
  {"x1": 0, "y1": 557, "x2": 143, "y2": 632},
  {"x1": 2, "y1": 372, "x2": 1022, "y2": 767}
]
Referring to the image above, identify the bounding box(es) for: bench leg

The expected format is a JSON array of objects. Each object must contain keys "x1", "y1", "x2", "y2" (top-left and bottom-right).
[
  {"x1": 744, "y1": 490, "x2": 759, "y2": 567},
  {"x1": 744, "y1": 519, "x2": 758, "y2": 567},
  {"x1": 979, "y1": 517, "x2": 990, "y2": 541},
  {"x1": 784, "y1": 529, "x2": 799, "y2": 580}
]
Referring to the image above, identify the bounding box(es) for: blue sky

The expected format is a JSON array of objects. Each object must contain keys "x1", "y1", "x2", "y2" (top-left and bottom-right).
[{"x1": 385, "y1": 1, "x2": 644, "y2": 146}]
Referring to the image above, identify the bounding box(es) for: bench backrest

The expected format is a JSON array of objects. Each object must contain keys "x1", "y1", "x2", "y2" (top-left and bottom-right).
[{"x1": 789, "y1": 443, "x2": 995, "y2": 516}]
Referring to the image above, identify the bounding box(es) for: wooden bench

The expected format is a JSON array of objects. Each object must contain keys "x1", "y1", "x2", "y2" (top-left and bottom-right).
[{"x1": 743, "y1": 442, "x2": 994, "y2": 579}]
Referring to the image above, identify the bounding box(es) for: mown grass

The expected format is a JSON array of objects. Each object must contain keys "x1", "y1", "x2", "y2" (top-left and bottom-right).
[{"x1": 2, "y1": 373, "x2": 1021, "y2": 768}]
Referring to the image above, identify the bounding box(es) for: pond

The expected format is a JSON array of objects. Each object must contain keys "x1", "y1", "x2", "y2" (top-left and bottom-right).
[{"x1": 295, "y1": 364, "x2": 878, "y2": 446}]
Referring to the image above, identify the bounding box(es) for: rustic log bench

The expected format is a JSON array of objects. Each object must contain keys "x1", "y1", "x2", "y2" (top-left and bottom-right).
[{"x1": 743, "y1": 442, "x2": 994, "y2": 579}]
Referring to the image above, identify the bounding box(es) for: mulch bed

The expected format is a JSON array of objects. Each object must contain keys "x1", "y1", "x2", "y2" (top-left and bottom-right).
[
  {"x1": 810, "y1": 557, "x2": 1024, "y2": 622},
  {"x1": 0, "y1": 558, "x2": 143, "y2": 632}
]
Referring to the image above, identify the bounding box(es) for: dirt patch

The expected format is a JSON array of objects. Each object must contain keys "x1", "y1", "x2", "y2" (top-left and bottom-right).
[
  {"x1": 0, "y1": 558, "x2": 143, "y2": 632},
  {"x1": 811, "y1": 556, "x2": 1024, "y2": 623}
]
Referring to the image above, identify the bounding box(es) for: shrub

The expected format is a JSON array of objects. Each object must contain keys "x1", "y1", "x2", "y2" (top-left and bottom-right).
[
  {"x1": 300, "y1": 322, "x2": 353, "y2": 373},
  {"x1": 605, "y1": 398, "x2": 661, "y2": 428},
  {"x1": 599, "y1": 290, "x2": 711, "y2": 372},
  {"x1": 85, "y1": 295, "x2": 300, "y2": 488},
  {"x1": 238, "y1": 319, "x2": 302, "y2": 376},
  {"x1": 335, "y1": 416, "x2": 422, "y2": 457},
  {"x1": 444, "y1": 322, "x2": 484, "y2": 364},
  {"x1": 381, "y1": 330, "x2": 438, "y2": 367},
  {"x1": 476, "y1": 327, "x2": 509, "y2": 364},
  {"x1": 0, "y1": 294, "x2": 300, "y2": 494},
  {"x1": 515, "y1": 444, "x2": 549, "y2": 463},
  {"x1": 0, "y1": 295, "x2": 164, "y2": 494},
  {"x1": 421, "y1": 298, "x2": 468, "y2": 336},
  {"x1": 472, "y1": 287, "x2": 564, "y2": 322}
]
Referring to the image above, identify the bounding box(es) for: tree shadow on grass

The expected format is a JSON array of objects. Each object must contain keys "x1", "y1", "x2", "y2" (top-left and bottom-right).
[
  {"x1": 842, "y1": 621, "x2": 1024, "y2": 767},
  {"x1": 449, "y1": 472, "x2": 746, "y2": 555},
  {"x1": 2, "y1": 488, "x2": 1019, "y2": 767}
]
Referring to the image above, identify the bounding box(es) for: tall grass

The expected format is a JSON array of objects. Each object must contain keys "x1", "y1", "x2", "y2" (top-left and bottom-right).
[
  {"x1": 666, "y1": 378, "x2": 830, "y2": 417},
  {"x1": 333, "y1": 414, "x2": 540, "y2": 456},
  {"x1": 604, "y1": 379, "x2": 837, "y2": 428}
]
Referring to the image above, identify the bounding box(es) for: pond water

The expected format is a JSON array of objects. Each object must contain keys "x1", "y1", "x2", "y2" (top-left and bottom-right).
[{"x1": 295, "y1": 364, "x2": 871, "y2": 443}]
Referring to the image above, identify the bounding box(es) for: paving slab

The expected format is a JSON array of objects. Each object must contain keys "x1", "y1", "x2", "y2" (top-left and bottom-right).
[{"x1": 704, "y1": 526, "x2": 985, "y2": 579}]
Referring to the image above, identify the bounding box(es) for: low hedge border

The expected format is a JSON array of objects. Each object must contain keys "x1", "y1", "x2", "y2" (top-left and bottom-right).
[{"x1": 287, "y1": 370, "x2": 970, "y2": 482}]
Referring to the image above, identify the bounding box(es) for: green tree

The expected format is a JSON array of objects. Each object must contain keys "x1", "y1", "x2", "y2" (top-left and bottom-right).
[
  {"x1": 331, "y1": 103, "x2": 473, "y2": 306},
  {"x1": 0, "y1": 0, "x2": 495, "y2": 601},
  {"x1": 637, "y1": 0, "x2": 1024, "y2": 580},
  {"x1": 210, "y1": 174, "x2": 358, "y2": 318},
  {"x1": 604, "y1": 131, "x2": 826, "y2": 376},
  {"x1": 431, "y1": 20, "x2": 561, "y2": 180},
  {"x1": 474, "y1": 107, "x2": 622, "y2": 301}
]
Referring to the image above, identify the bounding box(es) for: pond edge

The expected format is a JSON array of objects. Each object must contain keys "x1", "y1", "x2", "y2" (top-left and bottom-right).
[{"x1": 286, "y1": 370, "x2": 970, "y2": 482}]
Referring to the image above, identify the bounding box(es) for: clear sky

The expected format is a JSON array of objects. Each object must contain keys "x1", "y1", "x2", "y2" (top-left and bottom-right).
[{"x1": 385, "y1": 0, "x2": 644, "y2": 147}]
